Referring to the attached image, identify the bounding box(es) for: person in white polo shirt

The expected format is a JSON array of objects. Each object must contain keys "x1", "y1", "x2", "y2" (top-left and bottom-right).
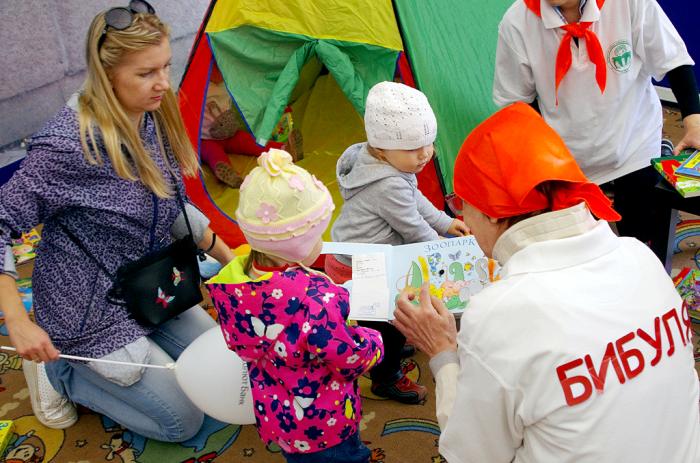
[
  {"x1": 393, "y1": 103, "x2": 700, "y2": 463},
  {"x1": 493, "y1": 0, "x2": 700, "y2": 246}
]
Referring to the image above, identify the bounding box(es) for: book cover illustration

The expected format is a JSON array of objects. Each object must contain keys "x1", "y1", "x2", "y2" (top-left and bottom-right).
[
  {"x1": 673, "y1": 267, "x2": 700, "y2": 323},
  {"x1": 651, "y1": 154, "x2": 700, "y2": 198},
  {"x1": 11, "y1": 228, "x2": 41, "y2": 264},
  {"x1": 0, "y1": 420, "x2": 14, "y2": 458},
  {"x1": 391, "y1": 236, "x2": 500, "y2": 314},
  {"x1": 0, "y1": 278, "x2": 32, "y2": 319},
  {"x1": 673, "y1": 149, "x2": 700, "y2": 180},
  {"x1": 323, "y1": 236, "x2": 500, "y2": 321}
]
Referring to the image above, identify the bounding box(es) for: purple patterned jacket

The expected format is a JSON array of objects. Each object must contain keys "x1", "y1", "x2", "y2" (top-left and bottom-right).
[{"x1": 0, "y1": 103, "x2": 187, "y2": 357}]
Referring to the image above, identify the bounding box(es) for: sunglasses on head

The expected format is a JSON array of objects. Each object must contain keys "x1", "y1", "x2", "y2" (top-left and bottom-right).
[
  {"x1": 97, "y1": 0, "x2": 156, "y2": 51},
  {"x1": 445, "y1": 193, "x2": 463, "y2": 217}
]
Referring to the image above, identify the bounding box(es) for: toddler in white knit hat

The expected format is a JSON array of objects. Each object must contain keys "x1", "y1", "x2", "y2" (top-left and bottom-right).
[{"x1": 325, "y1": 81, "x2": 469, "y2": 405}]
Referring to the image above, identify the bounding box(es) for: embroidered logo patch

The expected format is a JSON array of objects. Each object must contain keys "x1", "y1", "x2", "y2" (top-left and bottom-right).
[
  {"x1": 156, "y1": 287, "x2": 175, "y2": 308},
  {"x1": 172, "y1": 267, "x2": 184, "y2": 286},
  {"x1": 607, "y1": 40, "x2": 633, "y2": 73}
]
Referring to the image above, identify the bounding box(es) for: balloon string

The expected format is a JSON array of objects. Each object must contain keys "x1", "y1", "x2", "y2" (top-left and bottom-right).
[{"x1": 0, "y1": 346, "x2": 175, "y2": 370}]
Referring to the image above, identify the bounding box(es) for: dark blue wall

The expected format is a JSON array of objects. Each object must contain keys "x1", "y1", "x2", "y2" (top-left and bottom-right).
[{"x1": 655, "y1": 0, "x2": 699, "y2": 89}]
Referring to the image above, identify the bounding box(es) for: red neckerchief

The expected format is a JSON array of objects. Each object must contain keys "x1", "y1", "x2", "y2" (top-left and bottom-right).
[{"x1": 524, "y1": 0, "x2": 606, "y2": 103}]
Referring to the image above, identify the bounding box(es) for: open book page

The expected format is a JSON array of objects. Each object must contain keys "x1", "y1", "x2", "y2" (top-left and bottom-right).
[
  {"x1": 387, "y1": 236, "x2": 499, "y2": 319},
  {"x1": 322, "y1": 237, "x2": 500, "y2": 321},
  {"x1": 321, "y1": 242, "x2": 393, "y2": 321},
  {"x1": 349, "y1": 253, "x2": 391, "y2": 320}
]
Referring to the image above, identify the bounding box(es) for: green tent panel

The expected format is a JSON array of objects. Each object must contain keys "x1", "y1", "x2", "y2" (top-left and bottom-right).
[
  {"x1": 209, "y1": 26, "x2": 400, "y2": 145},
  {"x1": 394, "y1": 0, "x2": 513, "y2": 192}
]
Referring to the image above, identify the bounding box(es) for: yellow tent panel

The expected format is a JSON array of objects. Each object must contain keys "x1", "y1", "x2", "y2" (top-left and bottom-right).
[{"x1": 205, "y1": 0, "x2": 403, "y2": 51}]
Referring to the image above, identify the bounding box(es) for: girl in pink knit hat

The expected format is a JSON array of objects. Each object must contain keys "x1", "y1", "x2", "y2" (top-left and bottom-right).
[{"x1": 206, "y1": 148, "x2": 383, "y2": 463}]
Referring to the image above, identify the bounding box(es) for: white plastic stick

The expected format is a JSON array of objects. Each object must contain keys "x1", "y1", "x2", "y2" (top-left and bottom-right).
[{"x1": 0, "y1": 345, "x2": 175, "y2": 370}]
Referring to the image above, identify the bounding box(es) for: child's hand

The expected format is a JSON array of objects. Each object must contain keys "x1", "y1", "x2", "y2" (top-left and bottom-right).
[{"x1": 447, "y1": 219, "x2": 469, "y2": 237}]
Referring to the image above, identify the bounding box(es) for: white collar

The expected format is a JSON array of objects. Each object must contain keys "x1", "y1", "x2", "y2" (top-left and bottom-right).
[
  {"x1": 493, "y1": 202, "x2": 599, "y2": 265},
  {"x1": 540, "y1": 0, "x2": 601, "y2": 29}
]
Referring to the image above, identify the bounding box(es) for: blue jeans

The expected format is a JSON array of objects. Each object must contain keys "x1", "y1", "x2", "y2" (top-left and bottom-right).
[
  {"x1": 281, "y1": 432, "x2": 371, "y2": 463},
  {"x1": 45, "y1": 306, "x2": 216, "y2": 442}
]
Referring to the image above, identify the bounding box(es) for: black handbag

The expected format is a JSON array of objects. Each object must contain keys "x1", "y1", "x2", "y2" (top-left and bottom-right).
[{"x1": 59, "y1": 188, "x2": 204, "y2": 326}]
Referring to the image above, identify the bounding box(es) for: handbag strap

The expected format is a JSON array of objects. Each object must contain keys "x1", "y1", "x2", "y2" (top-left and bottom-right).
[
  {"x1": 145, "y1": 118, "x2": 195, "y2": 244},
  {"x1": 164, "y1": 163, "x2": 205, "y2": 262},
  {"x1": 158, "y1": 145, "x2": 195, "y2": 243},
  {"x1": 58, "y1": 218, "x2": 127, "y2": 307},
  {"x1": 148, "y1": 192, "x2": 158, "y2": 250},
  {"x1": 172, "y1": 183, "x2": 196, "y2": 241},
  {"x1": 55, "y1": 138, "x2": 198, "y2": 273}
]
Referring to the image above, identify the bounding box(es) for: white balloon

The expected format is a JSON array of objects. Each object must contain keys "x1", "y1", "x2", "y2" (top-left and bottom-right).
[{"x1": 175, "y1": 326, "x2": 255, "y2": 425}]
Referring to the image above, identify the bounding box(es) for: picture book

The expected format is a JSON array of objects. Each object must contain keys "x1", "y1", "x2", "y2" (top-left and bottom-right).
[
  {"x1": 651, "y1": 154, "x2": 700, "y2": 198},
  {"x1": 673, "y1": 267, "x2": 700, "y2": 323},
  {"x1": 0, "y1": 278, "x2": 32, "y2": 319},
  {"x1": 674, "y1": 149, "x2": 700, "y2": 180},
  {"x1": 322, "y1": 236, "x2": 500, "y2": 321},
  {"x1": 11, "y1": 228, "x2": 41, "y2": 264},
  {"x1": 0, "y1": 420, "x2": 14, "y2": 457}
]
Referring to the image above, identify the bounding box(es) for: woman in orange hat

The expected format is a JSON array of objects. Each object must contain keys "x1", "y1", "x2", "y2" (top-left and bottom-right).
[{"x1": 393, "y1": 103, "x2": 700, "y2": 462}]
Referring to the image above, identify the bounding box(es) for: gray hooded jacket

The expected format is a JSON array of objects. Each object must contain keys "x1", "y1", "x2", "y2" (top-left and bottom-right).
[{"x1": 331, "y1": 142, "x2": 453, "y2": 265}]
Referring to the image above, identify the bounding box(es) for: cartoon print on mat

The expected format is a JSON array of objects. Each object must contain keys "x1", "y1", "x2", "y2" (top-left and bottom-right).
[
  {"x1": 395, "y1": 243, "x2": 500, "y2": 313},
  {"x1": 97, "y1": 416, "x2": 243, "y2": 462},
  {"x1": 370, "y1": 447, "x2": 386, "y2": 462},
  {"x1": 1, "y1": 415, "x2": 65, "y2": 463},
  {"x1": 101, "y1": 432, "x2": 138, "y2": 462},
  {"x1": 3, "y1": 433, "x2": 44, "y2": 463},
  {"x1": 0, "y1": 349, "x2": 23, "y2": 397},
  {"x1": 381, "y1": 418, "x2": 440, "y2": 437},
  {"x1": 0, "y1": 351, "x2": 22, "y2": 376},
  {"x1": 180, "y1": 451, "x2": 218, "y2": 463},
  {"x1": 381, "y1": 418, "x2": 443, "y2": 463}
]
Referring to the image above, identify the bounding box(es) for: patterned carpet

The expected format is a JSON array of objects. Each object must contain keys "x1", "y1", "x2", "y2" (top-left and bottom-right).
[
  {"x1": 1, "y1": 106, "x2": 695, "y2": 463},
  {"x1": 0, "y1": 322, "x2": 444, "y2": 463}
]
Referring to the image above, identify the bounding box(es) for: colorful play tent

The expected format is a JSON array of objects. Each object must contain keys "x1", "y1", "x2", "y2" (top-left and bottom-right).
[{"x1": 178, "y1": 0, "x2": 511, "y2": 247}]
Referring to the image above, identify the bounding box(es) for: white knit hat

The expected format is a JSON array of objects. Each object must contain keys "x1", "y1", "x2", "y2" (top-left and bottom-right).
[{"x1": 364, "y1": 81, "x2": 437, "y2": 150}]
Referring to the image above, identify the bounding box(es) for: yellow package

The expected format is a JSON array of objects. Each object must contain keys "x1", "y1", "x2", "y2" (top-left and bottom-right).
[{"x1": 0, "y1": 420, "x2": 14, "y2": 455}]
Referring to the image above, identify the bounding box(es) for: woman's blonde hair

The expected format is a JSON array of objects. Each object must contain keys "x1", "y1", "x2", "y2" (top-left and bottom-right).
[{"x1": 78, "y1": 11, "x2": 198, "y2": 198}]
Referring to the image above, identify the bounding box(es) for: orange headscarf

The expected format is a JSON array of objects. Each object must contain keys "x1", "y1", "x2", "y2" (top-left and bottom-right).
[{"x1": 453, "y1": 102, "x2": 620, "y2": 222}]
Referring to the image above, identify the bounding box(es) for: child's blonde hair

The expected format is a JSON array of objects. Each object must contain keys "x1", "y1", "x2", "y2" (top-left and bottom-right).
[
  {"x1": 366, "y1": 144, "x2": 386, "y2": 162},
  {"x1": 244, "y1": 249, "x2": 280, "y2": 275}
]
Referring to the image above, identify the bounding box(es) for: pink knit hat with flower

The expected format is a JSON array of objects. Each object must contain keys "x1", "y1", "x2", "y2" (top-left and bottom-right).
[{"x1": 236, "y1": 149, "x2": 335, "y2": 262}]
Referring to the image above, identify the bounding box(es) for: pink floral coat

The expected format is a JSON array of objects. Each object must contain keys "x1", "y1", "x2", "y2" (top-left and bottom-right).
[{"x1": 207, "y1": 257, "x2": 384, "y2": 454}]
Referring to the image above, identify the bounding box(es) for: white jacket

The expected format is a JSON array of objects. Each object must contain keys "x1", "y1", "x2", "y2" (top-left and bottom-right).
[{"x1": 432, "y1": 204, "x2": 700, "y2": 463}]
